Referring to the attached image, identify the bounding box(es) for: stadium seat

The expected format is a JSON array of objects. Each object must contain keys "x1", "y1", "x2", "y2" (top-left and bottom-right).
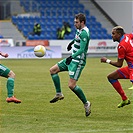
[
  {"x1": 40, "y1": 34, "x2": 45, "y2": 40},
  {"x1": 34, "y1": 35, "x2": 40, "y2": 40},
  {"x1": 0, "y1": 35, "x2": 3, "y2": 38},
  {"x1": 28, "y1": 35, "x2": 34, "y2": 40},
  {"x1": 14, "y1": 0, "x2": 111, "y2": 40},
  {"x1": 12, "y1": 16, "x2": 17, "y2": 25}
]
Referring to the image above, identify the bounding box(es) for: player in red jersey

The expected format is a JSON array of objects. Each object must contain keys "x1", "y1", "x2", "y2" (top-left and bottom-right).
[{"x1": 101, "y1": 26, "x2": 133, "y2": 108}]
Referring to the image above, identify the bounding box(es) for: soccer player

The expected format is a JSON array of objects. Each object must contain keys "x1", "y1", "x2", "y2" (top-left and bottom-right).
[
  {"x1": 0, "y1": 51, "x2": 21, "y2": 103},
  {"x1": 101, "y1": 26, "x2": 132, "y2": 108},
  {"x1": 49, "y1": 13, "x2": 91, "y2": 117}
]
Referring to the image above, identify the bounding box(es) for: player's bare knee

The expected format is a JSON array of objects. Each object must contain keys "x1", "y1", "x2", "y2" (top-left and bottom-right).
[
  {"x1": 49, "y1": 67, "x2": 53, "y2": 74},
  {"x1": 50, "y1": 65, "x2": 60, "y2": 75},
  {"x1": 8, "y1": 70, "x2": 15, "y2": 78},
  {"x1": 68, "y1": 84, "x2": 74, "y2": 90},
  {"x1": 107, "y1": 74, "x2": 110, "y2": 80},
  {"x1": 49, "y1": 67, "x2": 57, "y2": 74}
]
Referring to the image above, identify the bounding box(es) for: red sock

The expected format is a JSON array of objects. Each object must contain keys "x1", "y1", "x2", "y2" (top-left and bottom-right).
[{"x1": 109, "y1": 79, "x2": 127, "y2": 100}]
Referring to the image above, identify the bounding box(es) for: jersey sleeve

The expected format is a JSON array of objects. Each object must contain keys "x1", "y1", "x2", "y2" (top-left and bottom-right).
[
  {"x1": 72, "y1": 31, "x2": 88, "y2": 58},
  {"x1": 129, "y1": 33, "x2": 133, "y2": 39},
  {"x1": 118, "y1": 45, "x2": 125, "y2": 59}
]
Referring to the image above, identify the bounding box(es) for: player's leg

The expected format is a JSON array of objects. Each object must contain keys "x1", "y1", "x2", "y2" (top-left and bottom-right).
[
  {"x1": 49, "y1": 59, "x2": 67, "y2": 103},
  {"x1": 107, "y1": 66, "x2": 130, "y2": 107},
  {"x1": 68, "y1": 78, "x2": 91, "y2": 117},
  {"x1": 0, "y1": 64, "x2": 21, "y2": 103},
  {"x1": 68, "y1": 62, "x2": 91, "y2": 116},
  {"x1": 128, "y1": 69, "x2": 133, "y2": 90}
]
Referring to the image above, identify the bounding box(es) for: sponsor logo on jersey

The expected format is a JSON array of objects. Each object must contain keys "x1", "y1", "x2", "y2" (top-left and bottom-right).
[{"x1": 69, "y1": 71, "x2": 74, "y2": 75}]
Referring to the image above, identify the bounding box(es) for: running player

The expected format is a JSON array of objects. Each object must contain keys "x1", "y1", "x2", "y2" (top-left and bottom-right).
[
  {"x1": 101, "y1": 26, "x2": 132, "y2": 108},
  {"x1": 0, "y1": 51, "x2": 21, "y2": 103},
  {"x1": 49, "y1": 13, "x2": 91, "y2": 117}
]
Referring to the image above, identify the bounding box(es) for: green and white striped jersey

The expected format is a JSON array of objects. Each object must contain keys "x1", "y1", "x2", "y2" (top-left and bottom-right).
[{"x1": 71, "y1": 26, "x2": 90, "y2": 62}]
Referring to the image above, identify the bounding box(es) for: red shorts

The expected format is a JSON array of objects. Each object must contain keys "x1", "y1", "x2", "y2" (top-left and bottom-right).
[{"x1": 117, "y1": 66, "x2": 133, "y2": 82}]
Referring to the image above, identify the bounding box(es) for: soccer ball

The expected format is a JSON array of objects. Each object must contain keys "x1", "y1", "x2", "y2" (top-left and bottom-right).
[{"x1": 34, "y1": 45, "x2": 46, "y2": 57}]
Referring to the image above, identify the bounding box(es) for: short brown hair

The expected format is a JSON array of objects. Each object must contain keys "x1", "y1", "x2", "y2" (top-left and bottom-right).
[{"x1": 75, "y1": 13, "x2": 86, "y2": 24}]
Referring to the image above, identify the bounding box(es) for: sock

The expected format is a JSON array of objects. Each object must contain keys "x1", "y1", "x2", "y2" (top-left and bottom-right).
[
  {"x1": 108, "y1": 79, "x2": 127, "y2": 100},
  {"x1": 7, "y1": 77, "x2": 14, "y2": 97},
  {"x1": 72, "y1": 85, "x2": 87, "y2": 104},
  {"x1": 51, "y1": 74, "x2": 61, "y2": 93}
]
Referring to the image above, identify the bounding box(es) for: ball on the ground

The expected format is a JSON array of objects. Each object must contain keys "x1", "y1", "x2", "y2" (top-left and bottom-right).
[{"x1": 34, "y1": 45, "x2": 46, "y2": 57}]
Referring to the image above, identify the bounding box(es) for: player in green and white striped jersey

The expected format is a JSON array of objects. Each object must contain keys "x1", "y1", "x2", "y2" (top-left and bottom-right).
[
  {"x1": 49, "y1": 13, "x2": 91, "y2": 117},
  {"x1": 0, "y1": 51, "x2": 21, "y2": 103}
]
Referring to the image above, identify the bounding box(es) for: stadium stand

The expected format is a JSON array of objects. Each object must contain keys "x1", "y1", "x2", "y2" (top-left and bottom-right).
[{"x1": 11, "y1": 0, "x2": 112, "y2": 40}]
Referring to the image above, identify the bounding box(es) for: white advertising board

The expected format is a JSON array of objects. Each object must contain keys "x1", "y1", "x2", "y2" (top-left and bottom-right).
[
  {"x1": 0, "y1": 38, "x2": 14, "y2": 47},
  {"x1": 0, "y1": 46, "x2": 61, "y2": 59},
  {"x1": 88, "y1": 40, "x2": 118, "y2": 53},
  {"x1": 49, "y1": 39, "x2": 118, "y2": 54}
]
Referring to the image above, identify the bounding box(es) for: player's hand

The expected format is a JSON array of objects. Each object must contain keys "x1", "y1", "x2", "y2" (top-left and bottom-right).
[
  {"x1": 66, "y1": 56, "x2": 73, "y2": 65},
  {"x1": 67, "y1": 43, "x2": 72, "y2": 51},
  {"x1": 101, "y1": 57, "x2": 107, "y2": 63},
  {"x1": 4, "y1": 53, "x2": 9, "y2": 58}
]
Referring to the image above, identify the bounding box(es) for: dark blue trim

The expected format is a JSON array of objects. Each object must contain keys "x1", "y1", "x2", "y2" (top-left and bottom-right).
[
  {"x1": 118, "y1": 70, "x2": 126, "y2": 78},
  {"x1": 130, "y1": 80, "x2": 133, "y2": 82},
  {"x1": 127, "y1": 62, "x2": 133, "y2": 68},
  {"x1": 108, "y1": 79, "x2": 117, "y2": 83}
]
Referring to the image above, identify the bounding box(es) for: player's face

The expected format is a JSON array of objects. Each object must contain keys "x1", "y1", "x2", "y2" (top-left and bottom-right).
[
  {"x1": 112, "y1": 29, "x2": 120, "y2": 42},
  {"x1": 74, "y1": 18, "x2": 82, "y2": 30}
]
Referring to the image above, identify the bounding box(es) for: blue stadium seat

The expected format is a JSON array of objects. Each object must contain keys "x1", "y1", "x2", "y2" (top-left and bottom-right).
[
  {"x1": 40, "y1": 34, "x2": 45, "y2": 40},
  {"x1": 12, "y1": 16, "x2": 17, "y2": 25},
  {"x1": 17, "y1": 22, "x2": 23, "y2": 31},
  {"x1": 28, "y1": 35, "x2": 34, "y2": 40},
  {"x1": 15, "y1": 0, "x2": 110, "y2": 40},
  {"x1": 0, "y1": 35, "x2": 3, "y2": 38},
  {"x1": 34, "y1": 35, "x2": 40, "y2": 40}
]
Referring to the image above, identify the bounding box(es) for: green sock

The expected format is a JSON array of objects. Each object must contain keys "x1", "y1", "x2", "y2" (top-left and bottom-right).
[
  {"x1": 72, "y1": 86, "x2": 87, "y2": 104},
  {"x1": 7, "y1": 77, "x2": 14, "y2": 97},
  {"x1": 51, "y1": 74, "x2": 61, "y2": 93}
]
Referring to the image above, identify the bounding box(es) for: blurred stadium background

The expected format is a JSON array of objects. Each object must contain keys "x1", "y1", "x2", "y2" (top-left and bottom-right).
[
  {"x1": 0, "y1": 0, "x2": 132, "y2": 58},
  {"x1": 0, "y1": 0, "x2": 115, "y2": 41}
]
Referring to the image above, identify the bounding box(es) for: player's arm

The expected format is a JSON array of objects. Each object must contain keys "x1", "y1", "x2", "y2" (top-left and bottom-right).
[
  {"x1": 101, "y1": 57, "x2": 124, "y2": 67},
  {"x1": 66, "y1": 32, "x2": 88, "y2": 65},
  {"x1": 101, "y1": 45, "x2": 125, "y2": 67},
  {"x1": 0, "y1": 51, "x2": 8, "y2": 58},
  {"x1": 67, "y1": 39, "x2": 75, "y2": 51},
  {"x1": 72, "y1": 32, "x2": 87, "y2": 58}
]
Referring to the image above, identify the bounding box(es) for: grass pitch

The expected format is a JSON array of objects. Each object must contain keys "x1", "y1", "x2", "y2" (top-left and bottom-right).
[{"x1": 0, "y1": 58, "x2": 133, "y2": 133}]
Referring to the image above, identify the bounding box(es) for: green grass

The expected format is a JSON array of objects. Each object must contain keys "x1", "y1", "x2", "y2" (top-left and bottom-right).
[{"x1": 0, "y1": 58, "x2": 133, "y2": 133}]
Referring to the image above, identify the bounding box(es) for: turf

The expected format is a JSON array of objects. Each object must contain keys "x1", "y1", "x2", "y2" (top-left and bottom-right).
[{"x1": 0, "y1": 58, "x2": 133, "y2": 133}]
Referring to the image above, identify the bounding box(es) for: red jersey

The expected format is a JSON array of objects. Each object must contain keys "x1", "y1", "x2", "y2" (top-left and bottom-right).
[{"x1": 118, "y1": 33, "x2": 133, "y2": 68}]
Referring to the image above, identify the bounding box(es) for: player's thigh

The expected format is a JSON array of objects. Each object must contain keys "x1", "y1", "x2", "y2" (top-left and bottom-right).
[
  {"x1": 68, "y1": 61, "x2": 84, "y2": 81},
  {"x1": 0, "y1": 64, "x2": 10, "y2": 78},
  {"x1": 117, "y1": 66, "x2": 129, "y2": 79},
  {"x1": 57, "y1": 58, "x2": 68, "y2": 71}
]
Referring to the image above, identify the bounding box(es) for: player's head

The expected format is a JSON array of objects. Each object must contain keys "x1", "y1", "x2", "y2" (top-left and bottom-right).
[
  {"x1": 112, "y1": 26, "x2": 125, "y2": 42},
  {"x1": 74, "y1": 13, "x2": 86, "y2": 30}
]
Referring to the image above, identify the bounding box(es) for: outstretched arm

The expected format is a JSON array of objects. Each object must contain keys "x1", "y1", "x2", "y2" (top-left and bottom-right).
[
  {"x1": 0, "y1": 51, "x2": 9, "y2": 58},
  {"x1": 101, "y1": 57, "x2": 124, "y2": 68}
]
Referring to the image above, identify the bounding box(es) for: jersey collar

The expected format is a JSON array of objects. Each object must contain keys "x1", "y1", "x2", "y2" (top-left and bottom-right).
[{"x1": 120, "y1": 35, "x2": 124, "y2": 42}]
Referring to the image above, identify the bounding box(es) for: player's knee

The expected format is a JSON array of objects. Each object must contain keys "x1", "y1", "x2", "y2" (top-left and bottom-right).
[
  {"x1": 107, "y1": 75, "x2": 110, "y2": 79},
  {"x1": 49, "y1": 67, "x2": 56, "y2": 74},
  {"x1": 68, "y1": 84, "x2": 75, "y2": 90},
  {"x1": 8, "y1": 70, "x2": 15, "y2": 78},
  {"x1": 107, "y1": 74, "x2": 111, "y2": 80},
  {"x1": 50, "y1": 65, "x2": 60, "y2": 74},
  {"x1": 49, "y1": 67, "x2": 53, "y2": 74}
]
